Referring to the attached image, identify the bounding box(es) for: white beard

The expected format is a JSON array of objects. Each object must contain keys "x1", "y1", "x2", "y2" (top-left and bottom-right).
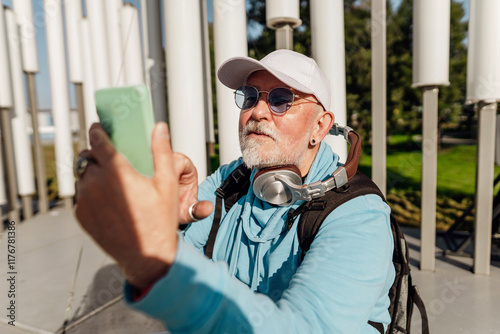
[{"x1": 239, "y1": 120, "x2": 310, "y2": 170}]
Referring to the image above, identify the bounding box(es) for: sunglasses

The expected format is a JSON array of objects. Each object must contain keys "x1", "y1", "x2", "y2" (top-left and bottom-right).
[{"x1": 234, "y1": 85, "x2": 319, "y2": 115}]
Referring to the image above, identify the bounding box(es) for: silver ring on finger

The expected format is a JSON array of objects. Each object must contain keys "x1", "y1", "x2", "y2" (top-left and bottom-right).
[
  {"x1": 188, "y1": 203, "x2": 200, "y2": 222},
  {"x1": 74, "y1": 156, "x2": 90, "y2": 179}
]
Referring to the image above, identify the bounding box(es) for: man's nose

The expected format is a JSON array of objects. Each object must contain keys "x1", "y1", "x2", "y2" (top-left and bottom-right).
[{"x1": 251, "y1": 93, "x2": 271, "y2": 121}]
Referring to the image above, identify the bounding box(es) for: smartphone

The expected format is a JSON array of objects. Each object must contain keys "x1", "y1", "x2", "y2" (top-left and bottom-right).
[{"x1": 95, "y1": 85, "x2": 155, "y2": 177}]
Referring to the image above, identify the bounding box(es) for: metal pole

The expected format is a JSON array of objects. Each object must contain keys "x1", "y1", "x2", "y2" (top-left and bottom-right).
[
  {"x1": 371, "y1": 0, "x2": 387, "y2": 196},
  {"x1": 5, "y1": 7, "x2": 35, "y2": 220},
  {"x1": 164, "y1": 0, "x2": 208, "y2": 182},
  {"x1": 212, "y1": 0, "x2": 248, "y2": 165},
  {"x1": 0, "y1": 108, "x2": 20, "y2": 223},
  {"x1": 275, "y1": 24, "x2": 294, "y2": 50},
  {"x1": 420, "y1": 87, "x2": 439, "y2": 271},
  {"x1": 44, "y1": 0, "x2": 75, "y2": 209},
  {"x1": 200, "y1": 0, "x2": 216, "y2": 164},
  {"x1": 75, "y1": 83, "x2": 87, "y2": 151},
  {"x1": 141, "y1": 0, "x2": 168, "y2": 123},
  {"x1": 473, "y1": 101, "x2": 497, "y2": 275},
  {"x1": 26, "y1": 73, "x2": 49, "y2": 214},
  {"x1": 310, "y1": 0, "x2": 348, "y2": 163}
]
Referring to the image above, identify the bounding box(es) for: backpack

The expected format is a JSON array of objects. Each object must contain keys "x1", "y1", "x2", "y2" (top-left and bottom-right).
[{"x1": 205, "y1": 164, "x2": 430, "y2": 334}]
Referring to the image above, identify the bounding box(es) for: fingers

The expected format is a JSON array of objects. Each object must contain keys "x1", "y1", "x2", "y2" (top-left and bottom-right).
[
  {"x1": 173, "y1": 152, "x2": 197, "y2": 184},
  {"x1": 151, "y1": 122, "x2": 175, "y2": 183},
  {"x1": 88, "y1": 123, "x2": 116, "y2": 165},
  {"x1": 188, "y1": 200, "x2": 214, "y2": 223}
]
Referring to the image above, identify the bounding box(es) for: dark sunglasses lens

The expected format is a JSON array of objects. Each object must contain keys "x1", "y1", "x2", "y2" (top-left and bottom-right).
[
  {"x1": 268, "y1": 88, "x2": 294, "y2": 113},
  {"x1": 235, "y1": 86, "x2": 258, "y2": 110}
]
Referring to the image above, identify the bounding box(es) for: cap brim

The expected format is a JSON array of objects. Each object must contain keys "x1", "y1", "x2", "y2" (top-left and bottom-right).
[{"x1": 217, "y1": 56, "x2": 314, "y2": 95}]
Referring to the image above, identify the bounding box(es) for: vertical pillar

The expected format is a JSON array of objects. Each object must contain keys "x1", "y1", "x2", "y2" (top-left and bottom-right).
[
  {"x1": 310, "y1": 0, "x2": 347, "y2": 162},
  {"x1": 121, "y1": 3, "x2": 144, "y2": 86},
  {"x1": 420, "y1": 87, "x2": 439, "y2": 271},
  {"x1": 212, "y1": 0, "x2": 248, "y2": 165},
  {"x1": 413, "y1": 0, "x2": 450, "y2": 271},
  {"x1": 64, "y1": 0, "x2": 86, "y2": 151},
  {"x1": 13, "y1": 0, "x2": 46, "y2": 215},
  {"x1": 141, "y1": 0, "x2": 168, "y2": 123},
  {"x1": 80, "y1": 19, "x2": 99, "y2": 134},
  {"x1": 465, "y1": 0, "x2": 500, "y2": 274},
  {"x1": 266, "y1": 0, "x2": 301, "y2": 51},
  {"x1": 371, "y1": 0, "x2": 387, "y2": 196},
  {"x1": 104, "y1": 0, "x2": 125, "y2": 86},
  {"x1": 473, "y1": 102, "x2": 497, "y2": 275},
  {"x1": 5, "y1": 7, "x2": 36, "y2": 219},
  {"x1": 275, "y1": 24, "x2": 293, "y2": 50},
  {"x1": 75, "y1": 83, "x2": 86, "y2": 151},
  {"x1": 44, "y1": 0, "x2": 75, "y2": 208},
  {"x1": 86, "y1": 0, "x2": 111, "y2": 89},
  {"x1": 164, "y1": 0, "x2": 207, "y2": 182},
  {"x1": 26, "y1": 74, "x2": 49, "y2": 213},
  {"x1": 0, "y1": 109, "x2": 19, "y2": 223},
  {"x1": 200, "y1": 0, "x2": 216, "y2": 168},
  {"x1": 0, "y1": 4, "x2": 18, "y2": 221}
]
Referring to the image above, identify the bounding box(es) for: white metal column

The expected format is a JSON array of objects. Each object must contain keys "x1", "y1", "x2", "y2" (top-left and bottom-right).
[
  {"x1": 104, "y1": 0, "x2": 125, "y2": 86},
  {"x1": 420, "y1": 87, "x2": 439, "y2": 271},
  {"x1": 121, "y1": 4, "x2": 144, "y2": 86},
  {"x1": 86, "y1": 0, "x2": 111, "y2": 89},
  {"x1": 0, "y1": 4, "x2": 18, "y2": 222},
  {"x1": 212, "y1": 0, "x2": 248, "y2": 165},
  {"x1": 65, "y1": 0, "x2": 86, "y2": 152},
  {"x1": 5, "y1": 8, "x2": 36, "y2": 219},
  {"x1": 14, "y1": 0, "x2": 47, "y2": 215},
  {"x1": 412, "y1": 0, "x2": 450, "y2": 271},
  {"x1": 266, "y1": 0, "x2": 301, "y2": 50},
  {"x1": 466, "y1": 0, "x2": 500, "y2": 275},
  {"x1": 474, "y1": 102, "x2": 497, "y2": 275},
  {"x1": 164, "y1": 0, "x2": 207, "y2": 182},
  {"x1": 201, "y1": 0, "x2": 216, "y2": 164},
  {"x1": 80, "y1": 19, "x2": 99, "y2": 133},
  {"x1": 371, "y1": 0, "x2": 387, "y2": 196},
  {"x1": 310, "y1": 0, "x2": 347, "y2": 163},
  {"x1": 43, "y1": 0, "x2": 75, "y2": 207},
  {"x1": 141, "y1": 0, "x2": 168, "y2": 123}
]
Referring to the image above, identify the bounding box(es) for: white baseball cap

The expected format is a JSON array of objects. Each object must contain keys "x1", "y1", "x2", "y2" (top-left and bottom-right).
[{"x1": 217, "y1": 49, "x2": 331, "y2": 111}]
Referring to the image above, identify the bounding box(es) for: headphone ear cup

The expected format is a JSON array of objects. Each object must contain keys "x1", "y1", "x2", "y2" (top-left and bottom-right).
[{"x1": 252, "y1": 166, "x2": 303, "y2": 205}]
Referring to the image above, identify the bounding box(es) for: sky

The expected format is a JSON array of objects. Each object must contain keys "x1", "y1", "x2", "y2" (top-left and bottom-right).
[{"x1": 1, "y1": 0, "x2": 469, "y2": 109}]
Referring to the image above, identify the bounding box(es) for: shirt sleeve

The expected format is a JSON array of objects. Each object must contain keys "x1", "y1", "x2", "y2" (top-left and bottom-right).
[{"x1": 124, "y1": 195, "x2": 394, "y2": 334}]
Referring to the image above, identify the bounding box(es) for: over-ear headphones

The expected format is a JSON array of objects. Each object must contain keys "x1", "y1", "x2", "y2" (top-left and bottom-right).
[{"x1": 252, "y1": 124, "x2": 361, "y2": 206}]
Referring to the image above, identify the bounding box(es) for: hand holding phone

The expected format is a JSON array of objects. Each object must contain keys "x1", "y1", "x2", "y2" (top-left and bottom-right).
[{"x1": 95, "y1": 85, "x2": 155, "y2": 177}]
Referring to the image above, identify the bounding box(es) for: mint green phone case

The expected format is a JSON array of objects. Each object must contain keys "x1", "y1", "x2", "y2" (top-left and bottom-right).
[{"x1": 95, "y1": 85, "x2": 155, "y2": 177}]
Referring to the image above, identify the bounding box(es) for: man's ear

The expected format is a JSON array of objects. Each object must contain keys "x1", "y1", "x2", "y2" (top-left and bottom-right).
[{"x1": 313, "y1": 110, "x2": 335, "y2": 142}]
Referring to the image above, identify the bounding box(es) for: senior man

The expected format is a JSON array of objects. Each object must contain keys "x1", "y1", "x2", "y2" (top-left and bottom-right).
[{"x1": 75, "y1": 50, "x2": 394, "y2": 333}]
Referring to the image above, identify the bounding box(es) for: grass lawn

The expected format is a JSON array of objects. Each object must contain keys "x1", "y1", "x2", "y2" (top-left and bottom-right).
[{"x1": 358, "y1": 135, "x2": 500, "y2": 229}]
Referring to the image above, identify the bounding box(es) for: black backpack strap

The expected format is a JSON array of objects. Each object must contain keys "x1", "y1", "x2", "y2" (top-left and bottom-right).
[
  {"x1": 205, "y1": 194, "x2": 223, "y2": 259},
  {"x1": 367, "y1": 321, "x2": 384, "y2": 334},
  {"x1": 297, "y1": 172, "x2": 384, "y2": 254},
  {"x1": 205, "y1": 164, "x2": 252, "y2": 259},
  {"x1": 411, "y1": 286, "x2": 430, "y2": 334},
  {"x1": 297, "y1": 172, "x2": 389, "y2": 333}
]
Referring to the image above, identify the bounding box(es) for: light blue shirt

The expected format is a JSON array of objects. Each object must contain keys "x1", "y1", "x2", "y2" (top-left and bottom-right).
[{"x1": 125, "y1": 142, "x2": 395, "y2": 333}]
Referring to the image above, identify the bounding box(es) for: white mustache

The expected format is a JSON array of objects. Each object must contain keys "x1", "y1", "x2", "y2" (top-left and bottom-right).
[{"x1": 242, "y1": 121, "x2": 278, "y2": 141}]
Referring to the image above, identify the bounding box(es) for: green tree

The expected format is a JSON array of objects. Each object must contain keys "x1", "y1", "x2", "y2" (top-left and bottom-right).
[{"x1": 244, "y1": 0, "x2": 469, "y2": 144}]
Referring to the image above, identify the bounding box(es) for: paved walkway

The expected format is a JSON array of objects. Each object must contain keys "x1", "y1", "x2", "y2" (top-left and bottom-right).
[
  {"x1": 0, "y1": 207, "x2": 165, "y2": 334},
  {"x1": 0, "y1": 207, "x2": 499, "y2": 333},
  {"x1": 403, "y1": 229, "x2": 500, "y2": 334}
]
